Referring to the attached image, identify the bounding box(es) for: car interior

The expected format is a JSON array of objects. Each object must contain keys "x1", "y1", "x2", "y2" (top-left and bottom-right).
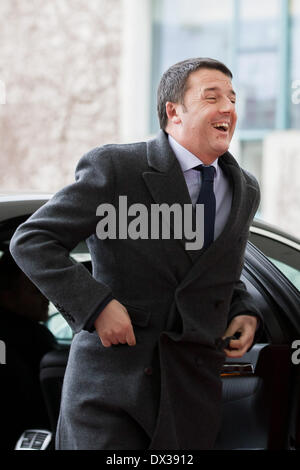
[{"x1": 0, "y1": 214, "x2": 300, "y2": 450}]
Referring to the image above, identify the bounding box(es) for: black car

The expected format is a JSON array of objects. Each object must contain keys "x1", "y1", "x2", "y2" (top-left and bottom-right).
[{"x1": 0, "y1": 194, "x2": 299, "y2": 450}]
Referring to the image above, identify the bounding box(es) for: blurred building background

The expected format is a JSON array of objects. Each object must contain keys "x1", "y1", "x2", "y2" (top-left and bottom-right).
[{"x1": 0, "y1": 0, "x2": 299, "y2": 238}]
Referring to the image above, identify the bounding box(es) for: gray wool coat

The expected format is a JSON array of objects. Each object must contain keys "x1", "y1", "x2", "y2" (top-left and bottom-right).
[{"x1": 10, "y1": 130, "x2": 262, "y2": 450}]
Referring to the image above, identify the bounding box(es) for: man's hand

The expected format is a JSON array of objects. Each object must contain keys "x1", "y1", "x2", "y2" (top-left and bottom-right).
[
  {"x1": 222, "y1": 315, "x2": 258, "y2": 358},
  {"x1": 94, "y1": 299, "x2": 136, "y2": 347}
]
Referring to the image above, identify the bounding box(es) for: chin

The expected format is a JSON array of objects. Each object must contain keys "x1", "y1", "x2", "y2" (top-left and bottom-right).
[
  {"x1": 210, "y1": 137, "x2": 230, "y2": 152},
  {"x1": 214, "y1": 145, "x2": 229, "y2": 157}
]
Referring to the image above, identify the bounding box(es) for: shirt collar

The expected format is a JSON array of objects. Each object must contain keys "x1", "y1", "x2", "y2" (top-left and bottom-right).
[{"x1": 168, "y1": 134, "x2": 219, "y2": 175}]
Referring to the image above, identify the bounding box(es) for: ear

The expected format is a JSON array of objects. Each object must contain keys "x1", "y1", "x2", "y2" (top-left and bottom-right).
[{"x1": 165, "y1": 101, "x2": 182, "y2": 125}]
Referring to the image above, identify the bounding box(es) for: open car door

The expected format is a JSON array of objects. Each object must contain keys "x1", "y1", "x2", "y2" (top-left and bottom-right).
[{"x1": 214, "y1": 242, "x2": 300, "y2": 449}]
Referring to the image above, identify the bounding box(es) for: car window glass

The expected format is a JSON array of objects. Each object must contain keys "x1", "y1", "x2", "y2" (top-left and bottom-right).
[
  {"x1": 249, "y1": 229, "x2": 300, "y2": 291},
  {"x1": 46, "y1": 304, "x2": 73, "y2": 341},
  {"x1": 268, "y1": 257, "x2": 300, "y2": 291}
]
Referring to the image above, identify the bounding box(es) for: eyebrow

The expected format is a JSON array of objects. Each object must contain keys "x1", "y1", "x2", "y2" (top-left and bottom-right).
[{"x1": 202, "y1": 86, "x2": 236, "y2": 97}]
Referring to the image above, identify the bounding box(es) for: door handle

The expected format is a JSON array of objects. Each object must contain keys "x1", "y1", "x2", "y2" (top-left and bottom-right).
[{"x1": 221, "y1": 363, "x2": 254, "y2": 376}]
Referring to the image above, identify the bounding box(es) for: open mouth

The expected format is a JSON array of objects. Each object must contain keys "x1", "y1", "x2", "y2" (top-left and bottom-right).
[{"x1": 212, "y1": 122, "x2": 230, "y2": 133}]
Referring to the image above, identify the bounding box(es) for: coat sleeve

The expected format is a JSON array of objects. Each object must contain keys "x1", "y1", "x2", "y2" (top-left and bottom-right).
[
  {"x1": 9, "y1": 146, "x2": 115, "y2": 333},
  {"x1": 227, "y1": 279, "x2": 264, "y2": 345},
  {"x1": 227, "y1": 173, "x2": 264, "y2": 344}
]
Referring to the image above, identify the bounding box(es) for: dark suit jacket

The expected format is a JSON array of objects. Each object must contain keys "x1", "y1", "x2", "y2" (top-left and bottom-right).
[{"x1": 10, "y1": 130, "x2": 262, "y2": 449}]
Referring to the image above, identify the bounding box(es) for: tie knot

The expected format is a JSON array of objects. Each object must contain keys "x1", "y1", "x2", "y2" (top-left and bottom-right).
[{"x1": 194, "y1": 164, "x2": 215, "y2": 182}]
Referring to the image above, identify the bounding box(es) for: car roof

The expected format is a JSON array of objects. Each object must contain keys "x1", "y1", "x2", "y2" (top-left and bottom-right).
[
  {"x1": 0, "y1": 193, "x2": 53, "y2": 222},
  {"x1": 251, "y1": 217, "x2": 299, "y2": 251}
]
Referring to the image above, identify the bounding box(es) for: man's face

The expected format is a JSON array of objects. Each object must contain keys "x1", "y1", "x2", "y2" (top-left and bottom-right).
[{"x1": 166, "y1": 68, "x2": 237, "y2": 162}]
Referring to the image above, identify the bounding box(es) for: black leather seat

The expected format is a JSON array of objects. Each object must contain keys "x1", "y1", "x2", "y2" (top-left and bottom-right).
[{"x1": 39, "y1": 348, "x2": 69, "y2": 434}]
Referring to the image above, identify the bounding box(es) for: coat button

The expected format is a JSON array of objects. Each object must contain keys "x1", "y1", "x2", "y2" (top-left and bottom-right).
[
  {"x1": 144, "y1": 367, "x2": 153, "y2": 376},
  {"x1": 215, "y1": 299, "x2": 224, "y2": 308}
]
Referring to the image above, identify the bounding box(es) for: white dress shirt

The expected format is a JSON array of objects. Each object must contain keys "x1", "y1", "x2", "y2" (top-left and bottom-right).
[{"x1": 168, "y1": 134, "x2": 232, "y2": 241}]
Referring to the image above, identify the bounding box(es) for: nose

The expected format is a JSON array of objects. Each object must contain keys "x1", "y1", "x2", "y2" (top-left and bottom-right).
[{"x1": 219, "y1": 96, "x2": 235, "y2": 114}]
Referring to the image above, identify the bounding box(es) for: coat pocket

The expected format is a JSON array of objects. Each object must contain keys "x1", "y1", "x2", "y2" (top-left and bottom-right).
[{"x1": 122, "y1": 303, "x2": 151, "y2": 328}]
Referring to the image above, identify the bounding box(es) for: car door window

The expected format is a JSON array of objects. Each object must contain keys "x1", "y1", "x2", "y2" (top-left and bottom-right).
[
  {"x1": 268, "y1": 258, "x2": 300, "y2": 291},
  {"x1": 249, "y1": 229, "x2": 300, "y2": 291}
]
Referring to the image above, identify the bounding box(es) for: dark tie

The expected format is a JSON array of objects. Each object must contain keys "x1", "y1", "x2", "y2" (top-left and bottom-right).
[{"x1": 194, "y1": 165, "x2": 216, "y2": 249}]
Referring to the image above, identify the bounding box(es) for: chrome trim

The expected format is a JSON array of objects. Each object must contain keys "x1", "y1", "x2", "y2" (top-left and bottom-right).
[
  {"x1": 250, "y1": 226, "x2": 300, "y2": 251},
  {"x1": 221, "y1": 363, "x2": 254, "y2": 376},
  {"x1": 15, "y1": 429, "x2": 52, "y2": 450}
]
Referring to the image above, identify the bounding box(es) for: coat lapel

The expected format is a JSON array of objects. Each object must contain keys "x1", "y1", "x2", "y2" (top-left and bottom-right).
[
  {"x1": 142, "y1": 131, "x2": 256, "y2": 272},
  {"x1": 143, "y1": 130, "x2": 196, "y2": 259},
  {"x1": 176, "y1": 151, "x2": 257, "y2": 293}
]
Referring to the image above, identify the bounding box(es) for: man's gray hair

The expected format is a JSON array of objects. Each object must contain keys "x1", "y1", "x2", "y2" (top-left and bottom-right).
[{"x1": 157, "y1": 57, "x2": 233, "y2": 130}]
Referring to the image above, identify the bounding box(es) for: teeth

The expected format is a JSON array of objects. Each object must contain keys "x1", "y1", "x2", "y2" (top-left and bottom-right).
[{"x1": 213, "y1": 122, "x2": 229, "y2": 130}]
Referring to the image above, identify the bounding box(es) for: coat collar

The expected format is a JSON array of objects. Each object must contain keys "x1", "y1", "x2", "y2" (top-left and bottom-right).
[
  {"x1": 145, "y1": 129, "x2": 241, "y2": 174},
  {"x1": 142, "y1": 130, "x2": 252, "y2": 266},
  {"x1": 146, "y1": 129, "x2": 177, "y2": 173}
]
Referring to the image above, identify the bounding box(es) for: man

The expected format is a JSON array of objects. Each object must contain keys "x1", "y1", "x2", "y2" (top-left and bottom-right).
[{"x1": 10, "y1": 58, "x2": 262, "y2": 450}]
